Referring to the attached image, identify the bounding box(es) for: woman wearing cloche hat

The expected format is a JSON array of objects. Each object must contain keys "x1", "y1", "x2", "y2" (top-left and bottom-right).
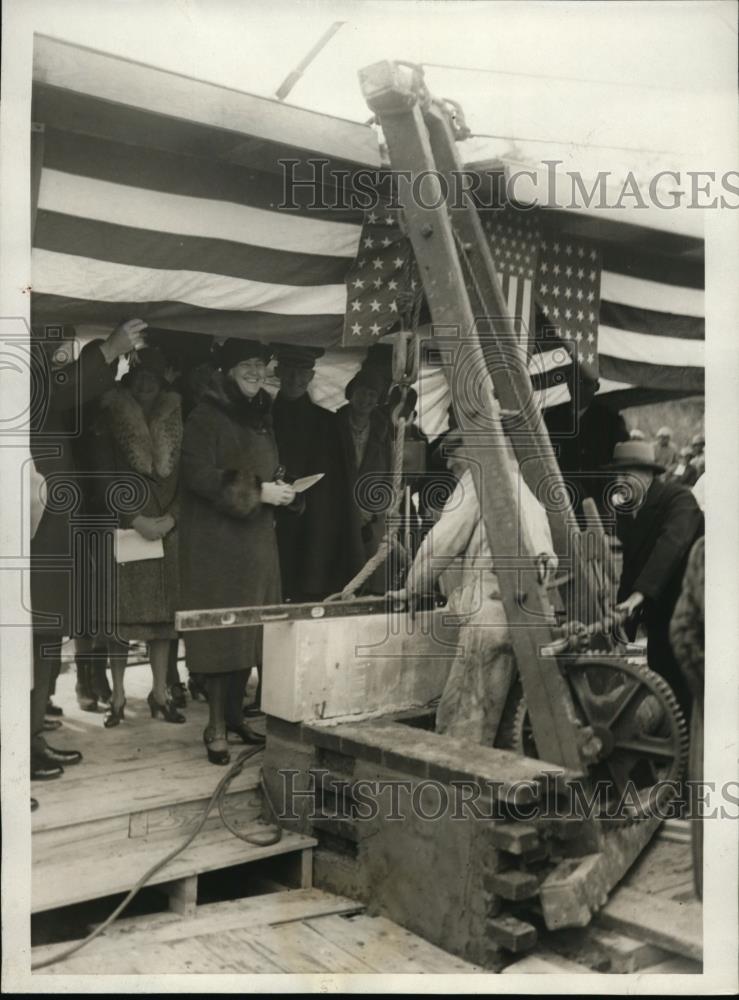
[{"x1": 178, "y1": 339, "x2": 299, "y2": 764}]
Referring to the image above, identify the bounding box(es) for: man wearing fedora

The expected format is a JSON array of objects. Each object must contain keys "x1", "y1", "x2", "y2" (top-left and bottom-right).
[{"x1": 608, "y1": 440, "x2": 704, "y2": 715}]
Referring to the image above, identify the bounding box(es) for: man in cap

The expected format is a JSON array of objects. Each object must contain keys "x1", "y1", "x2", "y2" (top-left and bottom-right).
[
  {"x1": 654, "y1": 426, "x2": 678, "y2": 476},
  {"x1": 271, "y1": 343, "x2": 364, "y2": 602},
  {"x1": 608, "y1": 440, "x2": 704, "y2": 715}
]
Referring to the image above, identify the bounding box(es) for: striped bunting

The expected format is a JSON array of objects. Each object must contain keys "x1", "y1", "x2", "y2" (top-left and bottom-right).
[
  {"x1": 32, "y1": 122, "x2": 365, "y2": 346},
  {"x1": 30, "y1": 86, "x2": 704, "y2": 416},
  {"x1": 598, "y1": 242, "x2": 704, "y2": 395}
]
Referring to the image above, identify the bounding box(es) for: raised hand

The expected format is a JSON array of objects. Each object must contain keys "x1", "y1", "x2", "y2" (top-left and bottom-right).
[{"x1": 101, "y1": 318, "x2": 148, "y2": 363}]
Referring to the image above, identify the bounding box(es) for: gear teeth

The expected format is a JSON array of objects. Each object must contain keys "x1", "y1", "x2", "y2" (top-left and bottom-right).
[{"x1": 511, "y1": 656, "x2": 690, "y2": 822}]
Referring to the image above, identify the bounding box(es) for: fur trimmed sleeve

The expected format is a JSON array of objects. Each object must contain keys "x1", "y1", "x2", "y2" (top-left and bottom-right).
[
  {"x1": 182, "y1": 407, "x2": 263, "y2": 520},
  {"x1": 217, "y1": 468, "x2": 262, "y2": 518}
]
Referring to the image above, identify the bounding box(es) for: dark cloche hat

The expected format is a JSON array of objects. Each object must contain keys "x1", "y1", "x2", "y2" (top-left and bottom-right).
[
  {"x1": 602, "y1": 440, "x2": 665, "y2": 474},
  {"x1": 345, "y1": 366, "x2": 388, "y2": 400},
  {"x1": 218, "y1": 338, "x2": 273, "y2": 371},
  {"x1": 128, "y1": 347, "x2": 168, "y2": 381},
  {"x1": 272, "y1": 343, "x2": 325, "y2": 369}
]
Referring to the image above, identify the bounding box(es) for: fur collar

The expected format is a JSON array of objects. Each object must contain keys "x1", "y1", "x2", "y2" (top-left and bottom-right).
[{"x1": 101, "y1": 386, "x2": 182, "y2": 478}]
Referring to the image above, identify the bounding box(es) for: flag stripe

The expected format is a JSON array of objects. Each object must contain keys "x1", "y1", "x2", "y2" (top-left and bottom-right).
[
  {"x1": 38, "y1": 169, "x2": 362, "y2": 259},
  {"x1": 600, "y1": 301, "x2": 703, "y2": 340},
  {"x1": 35, "y1": 210, "x2": 352, "y2": 287},
  {"x1": 32, "y1": 294, "x2": 345, "y2": 342},
  {"x1": 41, "y1": 126, "x2": 363, "y2": 223},
  {"x1": 601, "y1": 243, "x2": 704, "y2": 289},
  {"x1": 600, "y1": 270, "x2": 704, "y2": 318},
  {"x1": 599, "y1": 325, "x2": 704, "y2": 367},
  {"x1": 32, "y1": 250, "x2": 347, "y2": 316},
  {"x1": 600, "y1": 355, "x2": 704, "y2": 393}
]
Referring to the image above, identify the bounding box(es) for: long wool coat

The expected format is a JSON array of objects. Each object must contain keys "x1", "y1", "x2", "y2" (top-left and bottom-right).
[
  {"x1": 30, "y1": 341, "x2": 115, "y2": 637},
  {"x1": 93, "y1": 385, "x2": 183, "y2": 640},
  {"x1": 272, "y1": 392, "x2": 365, "y2": 601},
  {"x1": 616, "y1": 476, "x2": 704, "y2": 712},
  {"x1": 669, "y1": 535, "x2": 704, "y2": 703},
  {"x1": 336, "y1": 404, "x2": 394, "y2": 594},
  {"x1": 178, "y1": 376, "x2": 282, "y2": 675}
]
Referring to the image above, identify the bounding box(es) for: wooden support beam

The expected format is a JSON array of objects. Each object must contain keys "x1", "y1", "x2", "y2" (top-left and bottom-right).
[
  {"x1": 539, "y1": 815, "x2": 662, "y2": 930},
  {"x1": 162, "y1": 875, "x2": 198, "y2": 917},
  {"x1": 358, "y1": 61, "x2": 588, "y2": 775}
]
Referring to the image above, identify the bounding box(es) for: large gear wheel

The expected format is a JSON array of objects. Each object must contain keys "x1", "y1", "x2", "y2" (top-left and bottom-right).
[{"x1": 512, "y1": 657, "x2": 689, "y2": 806}]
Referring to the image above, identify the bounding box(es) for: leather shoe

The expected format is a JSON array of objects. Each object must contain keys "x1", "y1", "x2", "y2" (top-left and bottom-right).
[
  {"x1": 31, "y1": 797, "x2": 40, "y2": 811},
  {"x1": 43, "y1": 718, "x2": 63, "y2": 731},
  {"x1": 46, "y1": 699, "x2": 63, "y2": 717},
  {"x1": 43, "y1": 745, "x2": 83, "y2": 766},
  {"x1": 32, "y1": 753, "x2": 64, "y2": 780},
  {"x1": 226, "y1": 722, "x2": 265, "y2": 745}
]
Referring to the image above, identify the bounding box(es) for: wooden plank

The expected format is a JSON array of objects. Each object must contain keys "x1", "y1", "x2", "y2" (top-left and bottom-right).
[
  {"x1": 502, "y1": 950, "x2": 590, "y2": 974},
  {"x1": 31, "y1": 889, "x2": 361, "y2": 963},
  {"x1": 33, "y1": 825, "x2": 316, "y2": 912},
  {"x1": 540, "y1": 815, "x2": 661, "y2": 930},
  {"x1": 300, "y1": 848, "x2": 313, "y2": 890},
  {"x1": 34, "y1": 890, "x2": 485, "y2": 976},
  {"x1": 358, "y1": 66, "x2": 588, "y2": 773},
  {"x1": 32, "y1": 752, "x2": 262, "y2": 833},
  {"x1": 303, "y1": 913, "x2": 482, "y2": 973},
  {"x1": 597, "y1": 886, "x2": 702, "y2": 962},
  {"x1": 247, "y1": 920, "x2": 376, "y2": 973},
  {"x1": 545, "y1": 926, "x2": 670, "y2": 974},
  {"x1": 640, "y1": 956, "x2": 702, "y2": 974}
]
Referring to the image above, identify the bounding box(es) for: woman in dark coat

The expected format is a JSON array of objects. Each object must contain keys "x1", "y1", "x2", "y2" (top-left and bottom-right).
[
  {"x1": 336, "y1": 368, "x2": 395, "y2": 595},
  {"x1": 179, "y1": 339, "x2": 296, "y2": 765},
  {"x1": 93, "y1": 348, "x2": 184, "y2": 727}
]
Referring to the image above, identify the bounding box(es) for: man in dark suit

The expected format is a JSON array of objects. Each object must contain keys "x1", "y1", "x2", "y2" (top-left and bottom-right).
[
  {"x1": 609, "y1": 440, "x2": 704, "y2": 715},
  {"x1": 271, "y1": 343, "x2": 364, "y2": 602},
  {"x1": 544, "y1": 366, "x2": 629, "y2": 526}
]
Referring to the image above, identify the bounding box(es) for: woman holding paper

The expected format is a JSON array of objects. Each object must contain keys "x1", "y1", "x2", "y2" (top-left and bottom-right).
[
  {"x1": 94, "y1": 348, "x2": 184, "y2": 727},
  {"x1": 179, "y1": 339, "x2": 297, "y2": 765}
]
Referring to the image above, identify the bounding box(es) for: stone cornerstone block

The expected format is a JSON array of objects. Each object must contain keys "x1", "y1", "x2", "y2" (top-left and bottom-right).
[{"x1": 262, "y1": 608, "x2": 458, "y2": 722}]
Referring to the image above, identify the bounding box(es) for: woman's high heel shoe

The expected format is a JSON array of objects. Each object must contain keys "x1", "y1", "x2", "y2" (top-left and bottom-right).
[
  {"x1": 147, "y1": 691, "x2": 185, "y2": 724},
  {"x1": 203, "y1": 727, "x2": 230, "y2": 765},
  {"x1": 104, "y1": 699, "x2": 126, "y2": 728},
  {"x1": 226, "y1": 722, "x2": 265, "y2": 745}
]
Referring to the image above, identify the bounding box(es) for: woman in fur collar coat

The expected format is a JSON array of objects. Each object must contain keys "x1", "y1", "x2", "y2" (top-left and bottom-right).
[
  {"x1": 179, "y1": 339, "x2": 297, "y2": 765},
  {"x1": 93, "y1": 348, "x2": 184, "y2": 727}
]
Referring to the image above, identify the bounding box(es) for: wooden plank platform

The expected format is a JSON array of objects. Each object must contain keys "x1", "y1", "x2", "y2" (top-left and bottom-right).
[
  {"x1": 33, "y1": 663, "x2": 313, "y2": 913},
  {"x1": 33, "y1": 888, "x2": 484, "y2": 974}
]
